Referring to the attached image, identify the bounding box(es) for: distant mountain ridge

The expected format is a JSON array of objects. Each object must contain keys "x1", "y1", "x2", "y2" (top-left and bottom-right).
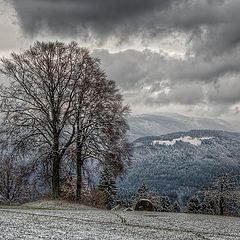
[{"x1": 128, "y1": 113, "x2": 237, "y2": 141}]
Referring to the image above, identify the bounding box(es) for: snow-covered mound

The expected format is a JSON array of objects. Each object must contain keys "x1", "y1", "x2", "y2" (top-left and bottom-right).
[
  {"x1": 128, "y1": 113, "x2": 237, "y2": 141},
  {"x1": 119, "y1": 130, "x2": 240, "y2": 203}
]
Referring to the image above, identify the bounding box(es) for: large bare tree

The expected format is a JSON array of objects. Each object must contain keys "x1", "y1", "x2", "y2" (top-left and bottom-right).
[
  {"x1": 0, "y1": 41, "x2": 131, "y2": 200},
  {"x1": 73, "y1": 55, "x2": 132, "y2": 200},
  {"x1": 0, "y1": 42, "x2": 90, "y2": 198}
]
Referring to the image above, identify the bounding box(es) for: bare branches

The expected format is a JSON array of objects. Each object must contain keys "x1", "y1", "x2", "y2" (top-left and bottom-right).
[
  {"x1": 0, "y1": 41, "x2": 132, "y2": 200},
  {"x1": 0, "y1": 41, "x2": 92, "y2": 198}
]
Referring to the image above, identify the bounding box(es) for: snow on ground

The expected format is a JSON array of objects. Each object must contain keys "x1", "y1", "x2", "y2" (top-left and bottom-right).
[
  {"x1": 0, "y1": 202, "x2": 240, "y2": 239},
  {"x1": 152, "y1": 136, "x2": 213, "y2": 146}
]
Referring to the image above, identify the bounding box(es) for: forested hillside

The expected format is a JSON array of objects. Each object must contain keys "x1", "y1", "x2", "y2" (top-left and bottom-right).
[{"x1": 119, "y1": 130, "x2": 240, "y2": 204}]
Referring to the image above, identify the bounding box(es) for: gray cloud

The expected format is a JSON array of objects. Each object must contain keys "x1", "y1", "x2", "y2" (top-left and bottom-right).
[
  {"x1": 185, "y1": 0, "x2": 240, "y2": 57},
  {"x1": 145, "y1": 83, "x2": 204, "y2": 106},
  {"x1": 93, "y1": 49, "x2": 240, "y2": 110},
  {"x1": 9, "y1": 0, "x2": 176, "y2": 40},
  {"x1": 2, "y1": 0, "x2": 240, "y2": 124},
  {"x1": 94, "y1": 48, "x2": 240, "y2": 87},
  {"x1": 174, "y1": 54, "x2": 240, "y2": 82},
  {"x1": 92, "y1": 49, "x2": 175, "y2": 90},
  {"x1": 207, "y1": 75, "x2": 240, "y2": 104},
  {"x1": 9, "y1": 0, "x2": 240, "y2": 57}
]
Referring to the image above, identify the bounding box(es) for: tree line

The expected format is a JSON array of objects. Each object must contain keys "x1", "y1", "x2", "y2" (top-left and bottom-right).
[{"x1": 117, "y1": 174, "x2": 240, "y2": 216}]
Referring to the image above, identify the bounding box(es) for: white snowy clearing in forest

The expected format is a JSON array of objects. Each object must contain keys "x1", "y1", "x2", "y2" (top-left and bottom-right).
[{"x1": 152, "y1": 136, "x2": 213, "y2": 146}]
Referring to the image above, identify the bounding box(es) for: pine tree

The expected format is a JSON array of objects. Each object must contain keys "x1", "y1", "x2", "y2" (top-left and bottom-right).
[
  {"x1": 187, "y1": 197, "x2": 201, "y2": 213},
  {"x1": 159, "y1": 196, "x2": 172, "y2": 212},
  {"x1": 200, "y1": 199, "x2": 215, "y2": 215},
  {"x1": 98, "y1": 168, "x2": 117, "y2": 209},
  {"x1": 133, "y1": 183, "x2": 158, "y2": 210},
  {"x1": 135, "y1": 183, "x2": 158, "y2": 203},
  {"x1": 135, "y1": 183, "x2": 150, "y2": 200},
  {"x1": 173, "y1": 201, "x2": 181, "y2": 212}
]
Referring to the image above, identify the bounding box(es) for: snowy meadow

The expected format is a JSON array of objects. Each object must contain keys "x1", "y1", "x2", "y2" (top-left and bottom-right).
[{"x1": 0, "y1": 202, "x2": 240, "y2": 240}]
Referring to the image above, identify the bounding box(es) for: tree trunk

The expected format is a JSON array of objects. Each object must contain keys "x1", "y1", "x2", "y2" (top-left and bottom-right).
[
  {"x1": 76, "y1": 140, "x2": 83, "y2": 201},
  {"x1": 219, "y1": 196, "x2": 224, "y2": 215},
  {"x1": 52, "y1": 158, "x2": 60, "y2": 199},
  {"x1": 219, "y1": 182, "x2": 224, "y2": 215},
  {"x1": 6, "y1": 169, "x2": 10, "y2": 202},
  {"x1": 52, "y1": 140, "x2": 60, "y2": 199}
]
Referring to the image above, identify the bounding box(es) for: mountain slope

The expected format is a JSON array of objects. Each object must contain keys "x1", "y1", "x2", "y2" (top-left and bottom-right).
[
  {"x1": 128, "y1": 113, "x2": 237, "y2": 141},
  {"x1": 119, "y1": 130, "x2": 240, "y2": 203}
]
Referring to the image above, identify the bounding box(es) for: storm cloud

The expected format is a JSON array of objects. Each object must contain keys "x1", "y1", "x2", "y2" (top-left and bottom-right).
[
  {"x1": 9, "y1": 0, "x2": 176, "y2": 40},
  {"x1": 94, "y1": 49, "x2": 240, "y2": 109},
  {"x1": 9, "y1": 0, "x2": 240, "y2": 54},
  {"x1": 1, "y1": 0, "x2": 240, "y2": 124},
  {"x1": 94, "y1": 49, "x2": 224, "y2": 91}
]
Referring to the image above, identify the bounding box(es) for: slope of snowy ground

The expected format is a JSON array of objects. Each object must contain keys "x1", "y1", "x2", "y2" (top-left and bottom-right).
[{"x1": 0, "y1": 203, "x2": 240, "y2": 239}]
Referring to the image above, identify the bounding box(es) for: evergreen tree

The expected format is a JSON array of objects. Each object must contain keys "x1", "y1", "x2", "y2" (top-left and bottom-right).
[
  {"x1": 187, "y1": 196, "x2": 201, "y2": 213},
  {"x1": 134, "y1": 183, "x2": 158, "y2": 209},
  {"x1": 159, "y1": 196, "x2": 172, "y2": 212},
  {"x1": 135, "y1": 183, "x2": 150, "y2": 199},
  {"x1": 173, "y1": 201, "x2": 181, "y2": 212},
  {"x1": 98, "y1": 168, "x2": 117, "y2": 209},
  {"x1": 135, "y1": 183, "x2": 158, "y2": 202},
  {"x1": 200, "y1": 199, "x2": 216, "y2": 215}
]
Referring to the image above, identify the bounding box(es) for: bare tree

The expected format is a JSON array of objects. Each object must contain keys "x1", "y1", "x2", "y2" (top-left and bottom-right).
[
  {"x1": 0, "y1": 41, "x2": 132, "y2": 200},
  {"x1": 203, "y1": 174, "x2": 239, "y2": 215},
  {"x1": 64, "y1": 51, "x2": 132, "y2": 200},
  {"x1": 0, "y1": 42, "x2": 90, "y2": 199},
  {"x1": 0, "y1": 140, "x2": 33, "y2": 203}
]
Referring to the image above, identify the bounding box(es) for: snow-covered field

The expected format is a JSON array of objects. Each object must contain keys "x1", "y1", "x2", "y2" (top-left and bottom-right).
[{"x1": 0, "y1": 202, "x2": 240, "y2": 240}]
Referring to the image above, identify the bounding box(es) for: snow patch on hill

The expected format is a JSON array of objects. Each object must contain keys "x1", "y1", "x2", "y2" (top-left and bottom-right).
[{"x1": 152, "y1": 136, "x2": 213, "y2": 146}]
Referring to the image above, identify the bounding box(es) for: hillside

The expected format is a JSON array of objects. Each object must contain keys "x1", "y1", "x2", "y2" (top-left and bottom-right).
[
  {"x1": 119, "y1": 130, "x2": 240, "y2": 203},
  {"x1": 128, "y1": 113, "x2": 237, "y2": 141}
]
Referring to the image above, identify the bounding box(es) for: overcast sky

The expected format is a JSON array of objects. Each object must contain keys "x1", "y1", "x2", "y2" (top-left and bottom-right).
[{"x1": 0, "y1": 0, "x2": 240, "y2": 126}]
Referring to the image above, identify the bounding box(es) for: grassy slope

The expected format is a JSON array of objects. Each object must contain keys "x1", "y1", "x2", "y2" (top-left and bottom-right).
[{"x1": 0, "y1": 201, "x2": 240, "y2": 239}]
